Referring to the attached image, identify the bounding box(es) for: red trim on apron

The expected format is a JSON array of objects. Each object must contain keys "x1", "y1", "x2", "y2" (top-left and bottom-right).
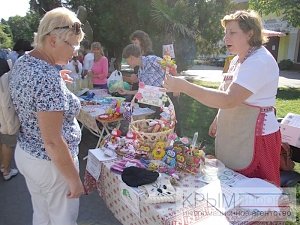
[
  {"x1": 223, "y1": 74, "x2": 233, "y2": 81},
  {"x1": 251, "y1": 105, "x2": 274, "y2": 136},
  {"x1": 236, "y1": 105, "x2": 281, "y2": 186}
]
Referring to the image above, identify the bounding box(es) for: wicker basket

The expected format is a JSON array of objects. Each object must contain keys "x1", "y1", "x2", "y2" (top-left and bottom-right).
[{"x1": 129, "y1": 94, "x2": 176, "y2": 149}]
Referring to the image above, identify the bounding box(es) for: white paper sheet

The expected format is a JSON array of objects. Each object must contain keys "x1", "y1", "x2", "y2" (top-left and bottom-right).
[{"x1": 231, "y1": 178, "x2": 282, "y2": 212}]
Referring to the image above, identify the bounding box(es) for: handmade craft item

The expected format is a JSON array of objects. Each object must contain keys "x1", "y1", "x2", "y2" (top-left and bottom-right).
[
  {"x1": 159, "y1": 54, "x2": 177, "y2": 75},
  {"x1": 129, "y1": 94, "x2": 176, "y2": 149},
  {"x1": 152, "y1": 141, "x2": 166, "y2": 160},
  {"x1": 139, "y1": 177, "x2": 177, "y2": 204}
]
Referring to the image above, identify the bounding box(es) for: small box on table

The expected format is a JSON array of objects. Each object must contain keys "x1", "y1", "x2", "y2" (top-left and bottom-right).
[{"x1": 280, "y1": 113, "x2": 300, "y2": 148}]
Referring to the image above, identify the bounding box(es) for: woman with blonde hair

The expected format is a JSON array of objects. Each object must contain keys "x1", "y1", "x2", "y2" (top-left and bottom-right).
[
  {"x1": 10, "y1": 7, "x2": 85, "y2": 225},
  {"x1": 164, "y1": 10, "x2": 281, "y2": 186},
  {"x1": 88, "y1": 41, "x2": 109, "y2": 89}
]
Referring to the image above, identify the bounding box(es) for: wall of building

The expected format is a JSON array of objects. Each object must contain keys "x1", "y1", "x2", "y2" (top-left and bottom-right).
[
  {"x1": 277, "y1": 36, "x2": 289, "y2": 62},
  {"x1": 263, "y1": 14, "x2": 299, "y2": 64}
]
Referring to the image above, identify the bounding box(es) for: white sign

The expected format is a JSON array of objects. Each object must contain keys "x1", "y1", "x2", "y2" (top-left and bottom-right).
[
  {"x1": 136, "y1": 83, "x2": 168, "y2": 107},
  {"x1": 263, "y1": 19, "x2": 295, "y2": 32},
  {"x1": 119, "y1": 182, "x2": 142, "y2": 217},
  {"x1": 163, "y1": 44, "x2": 175, "y2": 58}
]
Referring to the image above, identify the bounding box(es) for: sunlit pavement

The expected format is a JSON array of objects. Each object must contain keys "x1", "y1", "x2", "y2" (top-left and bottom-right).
[{"x1": 182, "y1": 64, "x2": 300, "y2": 88}]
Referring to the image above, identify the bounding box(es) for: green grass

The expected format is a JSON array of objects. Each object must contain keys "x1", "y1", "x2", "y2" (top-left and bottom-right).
[
  {"x1": 179, "y1": 80, "x2": 300, "y2": 147},
  {"x1": 178, "y1": 81, "x2": 219, "y2": 154},
  {"x1": 178, "y1": 80, "x2": 300, "y2": 224},
  {"x1": 276, "y1": 87, "x2": 300, "y2": 118}
]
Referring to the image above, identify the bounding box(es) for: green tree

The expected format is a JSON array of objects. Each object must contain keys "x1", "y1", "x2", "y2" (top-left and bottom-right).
[
  {"x1": 0, "y1": 24, "x2": 13, "y2": 48},
  {"x1": 66, "y1": 0, "x2": 155, "y2": 60},
  {"x1": 151, "y1": 0, "x2": 197, "y2": 71},
  {"x1": 6, "y1": 12, "x2": 40, "y2": 43},
  {"x1": 151, "y1": 0, "x2": 233, "y2": 70},
  {"x1": 249, "y1": 0, "x2": 300, "y2": 28},
  {"x1": 29, "y1": 0, "x2": 63, "y2": 16},
  {"x1": 193, "y1": 0, "x2": 233, "y2": 56},
  {"x1": 30, "y1": 0, "x2": 233, "y2": 70}
]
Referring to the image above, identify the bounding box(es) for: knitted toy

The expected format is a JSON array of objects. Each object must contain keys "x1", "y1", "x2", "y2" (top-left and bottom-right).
[
  {"x1": 162, "y1": 147, "x2": 176, "y2": 169},
  {"x1": 140, "y1": 177, "x2": 177, "y2": 204},
  {"x1": 152, "y1": 141, "x2": 166, "y2": 160}
]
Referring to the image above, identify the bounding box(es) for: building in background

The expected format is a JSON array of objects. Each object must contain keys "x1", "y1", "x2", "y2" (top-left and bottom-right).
[{"x1": 233, "y1": 0, "x2": 300, "y2": 69}]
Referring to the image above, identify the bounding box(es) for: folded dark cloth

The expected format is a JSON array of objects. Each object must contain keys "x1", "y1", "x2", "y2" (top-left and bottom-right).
[{"x1": 121, "y1": 166, "x2": 159, "y2": 187}]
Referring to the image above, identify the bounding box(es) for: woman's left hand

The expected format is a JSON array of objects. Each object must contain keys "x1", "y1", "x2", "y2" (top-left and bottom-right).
[{"x1": 60, "y1": 70, "x2": 73, "y2": 83}]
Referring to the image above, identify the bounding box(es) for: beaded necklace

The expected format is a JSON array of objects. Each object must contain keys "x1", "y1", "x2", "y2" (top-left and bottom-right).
[
  {"x1": 229, "y1": 46, "x2": 260, "y2": 73},
  {"x1": 239, "y1": 46, "x2": 260, "y2": 64}
]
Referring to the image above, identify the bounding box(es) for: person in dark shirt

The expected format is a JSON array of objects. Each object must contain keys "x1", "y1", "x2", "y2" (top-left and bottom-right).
[{"x1": 0, "y1": 58, "x2": 10, "y2": 77}]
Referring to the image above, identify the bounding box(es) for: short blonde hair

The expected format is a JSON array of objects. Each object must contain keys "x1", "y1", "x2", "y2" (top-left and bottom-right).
[
  {"x1": 221, "y1": 10, "x2": 268, "y2": 47},
  {"x1": 91, "y1": 42, "x2": 104, "y2": 55},
  {"x1": 34, "y1": 7, "x2": 84, "y2": 47}
]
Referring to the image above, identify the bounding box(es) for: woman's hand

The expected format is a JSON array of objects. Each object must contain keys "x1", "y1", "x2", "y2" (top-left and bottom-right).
[
  {"x1": 163, "y1": 73, "x2": 184, "y2": 93},
  {"x1": 117, "y1": 88, "x2": 128, "y2": 95},
  {"x1": 60, "y1": 70, "x2": 73, "y2": 83},
  {"x1": 87, "y1": 71, "x2": 93, "y2": 77},
  {"x1": 67, "y1": 178, "x2": 85, "y2": 199},
  {"x1": 208, "y1": 118, "x2": 217, "y2": 137}
]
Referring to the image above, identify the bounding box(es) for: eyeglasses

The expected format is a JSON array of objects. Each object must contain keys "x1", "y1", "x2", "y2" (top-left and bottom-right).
[
  {"x1": 64, "y1": 40, "x2": 80, "y2": 51},
  {"x1": 52, "y1": 22, "x2": 82, "y2": 35}
]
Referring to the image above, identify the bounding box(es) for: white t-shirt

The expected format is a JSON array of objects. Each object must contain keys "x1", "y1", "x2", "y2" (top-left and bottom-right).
[
  {"x1": 231, "y1": 46, "x2": 280, "y2": 135},
  {"x1": 63, "y1": 59, "x2": 82, "y2": 80},
  {"x1": 83, "y1": 52, "x2": 94, "y2": 72}
]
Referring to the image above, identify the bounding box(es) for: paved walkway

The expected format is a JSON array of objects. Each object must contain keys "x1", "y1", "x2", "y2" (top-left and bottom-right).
[{"x1": 182, "y1": 65, "x2": 300, "y2": 88}]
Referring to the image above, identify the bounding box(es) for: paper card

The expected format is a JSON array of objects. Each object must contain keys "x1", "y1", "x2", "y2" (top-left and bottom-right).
[
  {"x1": 119, "y1": 182, "x2": 142, "y2": 217},
  {"x1": 163, "y1": 44, "x2": 175, "y2": 58},
  {"x1": 136, "y1": 83, "x2": 168, "y2": 107},
  {"x1": 86, "y1": 148, "x2": 117, "y2": 180}
]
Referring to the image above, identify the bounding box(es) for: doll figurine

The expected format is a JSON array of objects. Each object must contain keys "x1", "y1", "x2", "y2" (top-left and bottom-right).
[
  {"x1": 152, "y1": 141, "x2": 166, "y2": 160},
  {"x1": 162, "y1": 147, "x2": 176, "y2": 169}
]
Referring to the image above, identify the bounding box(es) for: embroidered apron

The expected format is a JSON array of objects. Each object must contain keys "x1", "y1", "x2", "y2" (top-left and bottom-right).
[
  {"x1": 215, "y1": 73, "x2": 273, "y2": 170},
  {"x1": 216, "y1": 104, "x2": 259, "y2": 170}
]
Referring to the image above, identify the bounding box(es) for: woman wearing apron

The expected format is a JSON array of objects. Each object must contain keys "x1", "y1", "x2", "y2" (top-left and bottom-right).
[{"x1": 163, "y1": 10, "x2": 281, "y2": 186}]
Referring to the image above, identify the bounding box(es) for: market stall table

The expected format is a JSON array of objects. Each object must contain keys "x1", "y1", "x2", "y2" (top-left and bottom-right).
[
  {"x1": 84, "y1": 156, "x2": 290, "y2": 225},
  {"x1": 76, "y1": 105, "x2": 122, "y2": 148},
  {"x1": 77, "y1": 104, "x2": 155, "y2": 148}
]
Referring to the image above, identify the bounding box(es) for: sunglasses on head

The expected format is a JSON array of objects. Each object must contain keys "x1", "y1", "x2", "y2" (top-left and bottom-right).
[{"x1": 52, "y1": 22, "x2": 82, "y2": 35}]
